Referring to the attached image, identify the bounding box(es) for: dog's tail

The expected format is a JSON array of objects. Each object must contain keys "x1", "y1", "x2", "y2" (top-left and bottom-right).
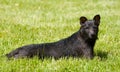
[
  {"x1": 5, "y1": 49, "x2": 19, "y2": 59},
  {"x1": 5, "y1": 53, "x2": 11, "y2": 58}
]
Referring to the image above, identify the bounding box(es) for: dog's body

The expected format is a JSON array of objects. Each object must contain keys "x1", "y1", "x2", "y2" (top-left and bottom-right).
[{"x1": 6, "y1": 15, "x2": 100, "y2": 59}]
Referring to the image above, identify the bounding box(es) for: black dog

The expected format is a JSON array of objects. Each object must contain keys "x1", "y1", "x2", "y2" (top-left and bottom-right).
[{"x1": 6, "y1": 15, "x2": 100, "y2": 59}]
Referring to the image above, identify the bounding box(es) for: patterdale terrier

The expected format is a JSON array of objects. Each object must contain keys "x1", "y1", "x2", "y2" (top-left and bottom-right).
[{"x1": 6, "y1": 15, "x2": 101, "y2": 59}]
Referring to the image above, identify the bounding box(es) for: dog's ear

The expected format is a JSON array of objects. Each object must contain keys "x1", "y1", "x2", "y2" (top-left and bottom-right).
[
  {"x1": 80, "y1": 16, "x2": 87, "y2": 25},
  {"x1": 93, "y1": 14, "x2": 100, "y2": 26}
]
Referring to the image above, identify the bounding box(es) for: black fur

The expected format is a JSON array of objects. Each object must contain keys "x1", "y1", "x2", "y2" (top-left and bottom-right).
[{"x1": 6, "y1": 15, "x2": 101, "y2": 59}]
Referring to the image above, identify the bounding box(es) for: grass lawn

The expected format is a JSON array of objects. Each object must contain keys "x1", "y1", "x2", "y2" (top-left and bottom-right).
[{"x1": 0, "y1": 0, "x2": 120, "y2": 72}]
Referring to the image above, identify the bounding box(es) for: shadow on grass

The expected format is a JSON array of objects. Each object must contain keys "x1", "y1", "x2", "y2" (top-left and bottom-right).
[{"x1": 95, "y1": 50, "x2": 108, "y2": 60}]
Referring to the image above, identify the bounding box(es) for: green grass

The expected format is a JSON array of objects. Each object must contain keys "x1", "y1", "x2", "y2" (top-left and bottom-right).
[{"x1": 0, "y1": 0, "x2": 120, "y2": 72}]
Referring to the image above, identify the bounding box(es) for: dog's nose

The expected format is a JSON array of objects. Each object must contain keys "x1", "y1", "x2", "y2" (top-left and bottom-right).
[{"x1": 91, "y1": 34, "x2": 96, "y2": 37}]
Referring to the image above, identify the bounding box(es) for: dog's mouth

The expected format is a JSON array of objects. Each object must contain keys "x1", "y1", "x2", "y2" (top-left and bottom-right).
[{"x1": 89, "y1": 34, "x2": 97, "y2": 39}]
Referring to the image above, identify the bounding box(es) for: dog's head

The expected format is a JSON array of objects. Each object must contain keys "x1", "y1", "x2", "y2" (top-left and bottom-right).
[{"x1": 79, "y1": 15, "x2": 100, "y2": 39}]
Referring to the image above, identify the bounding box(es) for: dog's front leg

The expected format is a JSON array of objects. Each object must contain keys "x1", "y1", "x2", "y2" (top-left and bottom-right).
[{"x1": 83, "y1": 48, "x2": 94, "y2": 59}]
